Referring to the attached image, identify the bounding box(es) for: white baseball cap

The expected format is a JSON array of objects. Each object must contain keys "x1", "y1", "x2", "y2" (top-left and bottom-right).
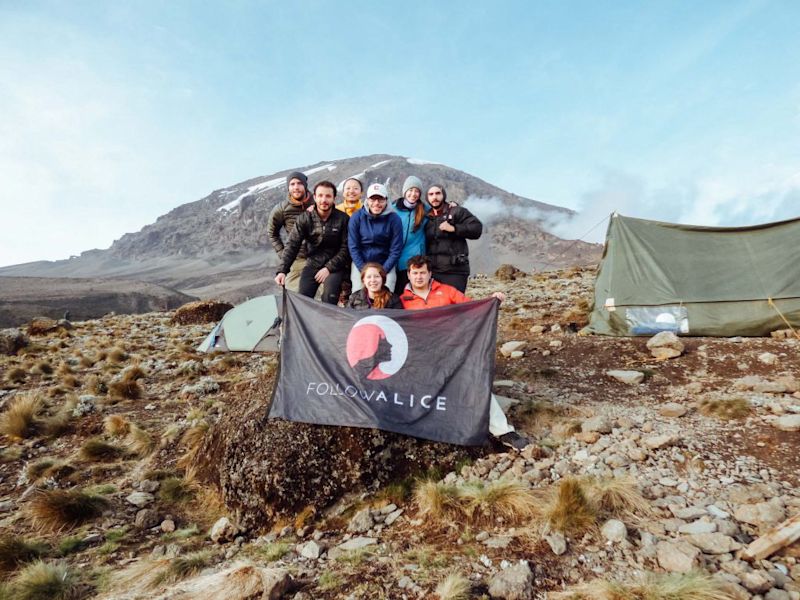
[{"x1": 366, "y1": 183, "x2": 388, "y2": 198}]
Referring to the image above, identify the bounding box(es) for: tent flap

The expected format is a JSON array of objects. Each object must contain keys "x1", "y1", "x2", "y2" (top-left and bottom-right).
[{"x1": 585, "y1": 214, "x2": 800, "y2": 336}]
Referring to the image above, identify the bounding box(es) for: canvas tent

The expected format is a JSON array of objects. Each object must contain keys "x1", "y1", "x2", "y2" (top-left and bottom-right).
[
  {"x1": 584, "y1": 213, "x2": 800, "y2": 337},
  {"x1": 197, "y1": 295, "x2": 282, "y2": 352}
]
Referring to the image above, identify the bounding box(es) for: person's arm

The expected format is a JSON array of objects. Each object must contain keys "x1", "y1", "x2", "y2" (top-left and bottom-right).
[
  {"x1": 383, "y1": 214, "x2": 404, "y2": 272},
  {"x1": 324, "y1": 213, "x2": 350, "y2": 274},
  {"x1": 348, "y1": 213, "x2": 366, "y2": 270},
  {"x1": 452, "y1": 207, "x2": 483, "y2": 239},
  {"x1": 267, "y1": 203, "x2": 286, "y2": 257},
  {"x1": 277, "y1": 213, "x2": 307, "y2": 275}
]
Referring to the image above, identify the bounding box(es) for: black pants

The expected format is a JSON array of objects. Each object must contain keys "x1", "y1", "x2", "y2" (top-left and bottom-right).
[
  {"x1": 432, "y1": 272, "x2": 469, "y2": 293},
  {"x1": 299, "y1": 267, "x2": 345, "y2": 305}
]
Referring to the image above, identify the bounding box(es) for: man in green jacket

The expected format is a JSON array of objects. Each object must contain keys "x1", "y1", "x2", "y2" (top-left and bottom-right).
[{"x1": 268, "y1": 171, "x2": 314, "y2": 292}]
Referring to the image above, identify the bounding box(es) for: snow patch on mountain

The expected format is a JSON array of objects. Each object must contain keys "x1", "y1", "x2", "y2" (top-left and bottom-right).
[
  {"x1": 304, "y1": 163, "x2": 337, "y2": 176},
  {"x1": 218, "y1": 177, "x2": 285, "y2": 212},
  {"x1": 407, "y1": 158, "x2": 440, "y2": 166},
  {"x1": 370, "y1": 159, "x2": 393, "y2": 168}
]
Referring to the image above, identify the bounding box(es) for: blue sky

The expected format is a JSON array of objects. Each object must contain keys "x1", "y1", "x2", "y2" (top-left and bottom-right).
[{"x1": 2, "y1": 0, "x2": 800, "y2": 266}]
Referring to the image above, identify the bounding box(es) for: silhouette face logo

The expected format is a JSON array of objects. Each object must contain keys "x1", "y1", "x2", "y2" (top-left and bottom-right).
[{"x1": 346, "y1": 316, "x2": 408, "y2": 380}]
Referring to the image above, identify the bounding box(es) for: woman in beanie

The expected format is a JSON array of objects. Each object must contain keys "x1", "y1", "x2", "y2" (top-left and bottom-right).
[{"x1": 393, "y1": 175, "x2": 427, "y2": 292}]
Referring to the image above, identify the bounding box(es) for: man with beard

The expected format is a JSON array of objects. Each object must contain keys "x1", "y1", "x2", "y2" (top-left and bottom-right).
[
  {"x1": 424, "y1": 184, "x2": 483, "y2": 293},
  {"x1": 268, "y1": 171, "x2": 314, "y2": 292},
  {"x1": 274, "y1": 181, "x2": 350, "y2": 304},
  {"x1": 400, "y1": 255, "x2": 529, "y2": 450}
]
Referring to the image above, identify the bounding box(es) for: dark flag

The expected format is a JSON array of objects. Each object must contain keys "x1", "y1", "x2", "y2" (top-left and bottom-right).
[{"x1": 269, "y1": 291, "x2": 498, "y2": 445}]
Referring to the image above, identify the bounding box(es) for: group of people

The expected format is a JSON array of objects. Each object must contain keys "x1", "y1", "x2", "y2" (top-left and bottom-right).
[{"x1": 269, "y1": 171, "x2": 529, "y2": 450}]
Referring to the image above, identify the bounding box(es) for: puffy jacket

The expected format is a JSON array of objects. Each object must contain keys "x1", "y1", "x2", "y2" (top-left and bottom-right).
[
  {"x1": 399, "y1": 280, "x2": 471, "y2": 310},
  {"x1": 347, "y1": 287, "x2": 403, "y2": 310},
  {"x1": 393, "y1": 199, "x2": 427, "y2": 270},
  {"x1": 348, "y1": 206, "x2": 403, "y2": 272},
  {"x1": 267, "y1": 193, "x2": 314, "y2": 259},
  {"x1": 424, "y1": 206, "x2": 483, "y2": 276},
  {"x1": 278, "y1": 209, "x2": 350, "y2": 274}
]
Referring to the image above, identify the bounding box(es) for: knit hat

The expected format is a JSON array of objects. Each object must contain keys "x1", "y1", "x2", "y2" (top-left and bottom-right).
[
  {"x1": 402, "y1": 176, "x2": 423, "y2": 196},
  {"x1": 428, "y1": 184, "x2": 447, "y2": 202},
  {"x1": 286, "y1": 171, "x2": 308, "y2": 189}
]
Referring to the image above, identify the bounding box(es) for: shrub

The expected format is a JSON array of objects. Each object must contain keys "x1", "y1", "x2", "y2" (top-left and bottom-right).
[
  {"x1": 435, "y1": 572, "x2": 471, "y2": 600},
  {"x1": 102, "y1": 415, "x2": 130, "y2": 437},
  {"x1": 5, "y1": 367, "x2": 27, "y2": 384},
  {"x1": 158, "y1": 477, "x2": 195, "y2": 505},
  {"x1": 150, "y1": 551, "x2": 212, "y2": 587},
  {"x1": 124, "y1": 424, "x2": 154, "y2": 457}
]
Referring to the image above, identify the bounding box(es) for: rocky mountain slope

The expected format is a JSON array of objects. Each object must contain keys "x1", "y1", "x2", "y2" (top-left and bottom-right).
[
  {"x1": 0, "y1": 155, "x2": 601, "y2": 304},
  {"x1": 0, "y1": 277, "x2": 195, "y2": 328},
  {"x1": 0, "y1": 267, "x2": 798, "y2": 599}
]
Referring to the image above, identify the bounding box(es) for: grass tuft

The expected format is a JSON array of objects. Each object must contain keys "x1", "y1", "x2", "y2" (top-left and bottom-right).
[
  {"x1": 698, "y1": 397, "x2": 751, "y2": 420},
  {"x1": 0, "y1": 536, "x2": 49, "y2": 575},
  {"x1": 79, "y1": 438, "x2": 125, "y2": 462},
  {"x1": 555, "y1": 571, "x2": 735, "y2": 600},
  {"x1": 107, "y1": 347, "x2": 128, "y2": 364},
  {"x1": 5, "y1": 367, "x2": 27, "y2": 384},
  {"x1": 544, "y1": 478, "x2": 597, "y2": 534},
  {"x1": 102, "y1": 415, "x2": 130, "y2": 437},
  {"x1": 124, "y1": 424, "x2": 155, "y2": 457},
  {"x1": 150, "y1": 551, "x2": 212, "y2": 588},
  {"x1": 8, "y1": 560, "x2": 81, "y2": 600},
  {"x1": 435, "y1": 572, "x2": 471, "y2": 600},
  {"x1": 258, "y1": 542, "x2": 290, "y2": 562},
  {"x1": 415, "y1": 479, "x2": 539, "y2": 526},
  {"x1": 583, "y1": 476, "x2": 652, "y2": 520},
  {"x1": 28, "y1": 489, "x2": 109, "y2": 532},
  {"x1": 158, "y1": 477, "x2": 195, "y2": 505},
  {"x1": 0, "y1": 394, "x2": 42, "y2": 439}
]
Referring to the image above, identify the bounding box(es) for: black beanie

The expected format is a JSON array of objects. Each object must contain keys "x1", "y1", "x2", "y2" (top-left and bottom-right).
[{"x1": 287, "y1": 171, "x2": 308, "y2": 189}]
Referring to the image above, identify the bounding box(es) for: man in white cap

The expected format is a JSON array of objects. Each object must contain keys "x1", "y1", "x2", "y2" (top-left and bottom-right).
[{"x1": 347, "y1": 182, "x2": 403, "y2": 292}]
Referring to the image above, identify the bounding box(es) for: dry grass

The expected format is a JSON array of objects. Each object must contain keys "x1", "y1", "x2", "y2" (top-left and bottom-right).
[
  {"x1": 7, "y1": 560, "x2": 81, "y2": 600},
  {"x1": 0, "y1": 394, "x2": 42, "y2": 439},
  {"x1": 158, "y1": 477, "x2": 196, "y2": 505},
  {"x1": 79, "y1": 438, "x2": 125, "y2": 462},
  {"x1": 124, "y1": 424, "x2": 155, "y2": 457},
  {"x1": 583, "y1": 476, "x2": 652, "y2": 520},
  {"x1": 103, "y1": 414, "x2": 130, "y2": 437},
  {"x1": 415, "y1": 479, "x2": 540, "y2": 527},
  {"x1": 41, "y1": 402, "x2": 73, "y2": 438},
  {"x1": 544, "y1": 478, "x2": 597, "y2": 534},
  {"x1": 555, "y1": 571, "x2": 735, "y2": 600},
  {"x1": 5, "y1": 366, "x2": 27, "y2": 384},
  {"x1": 698, "y1": 397, "x2": 751, "y2": 420},
  {"x1": 0, "y1": 536, "x2": 49, "y2": 575},
  {"x1": 31, "y1": 361, "x2": 53, "y2": 376},
  {"x1": 84, "y1": 374, "x2": 104, "y2": 395},
  {"x1": 177, "y1": 421, "x2": 210, "y2": 468},
  {"x1": 149, "y1": 551, "x2": 212, "y2": 588},
  {"x1": 107, "y1": 346, "x2": 128, "y2": 364},
  {"x1": 435, "y1": 572, "x2": 471, "y2": 600},
  {"x1": 28, "y1": 489, "x2": 109, "y2": 532}
]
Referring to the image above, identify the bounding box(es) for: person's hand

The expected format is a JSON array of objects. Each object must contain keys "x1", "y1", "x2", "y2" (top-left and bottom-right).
[
  {"x1": 490, "y1": 291, "x2": 505, "y2": 303},
  {"x1": 315, "y1": 267, "x2": 330, "y2": 283},
  {"x1": 439, "y1": 221, "x2": 455, "y2": 233},
  {"x1": 275, "y1": 273, "x2": 286, "y2": 286},
  {"x1": 306, "y1": 205, "x2": 315, "y2": 213},
  {"x1": 448, "y1": 201, "x2": 457, "y2": 208}
]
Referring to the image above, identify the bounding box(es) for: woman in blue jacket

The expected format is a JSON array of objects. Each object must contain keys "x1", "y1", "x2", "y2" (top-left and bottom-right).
[
  {"x1": 348, "y1": 182, "x2": 403, "y2": 292},
  {"x1": 393, "y1": 175, "x2": 427, "y2": 293}
]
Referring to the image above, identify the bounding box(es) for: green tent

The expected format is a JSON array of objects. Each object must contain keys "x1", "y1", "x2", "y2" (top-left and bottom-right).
[
  {"x1": 583, "y1": 213, "x2": 800, "y2": 337},
  {"x1": 197, "y1": 295, "x2": 282, "y2": 352}
]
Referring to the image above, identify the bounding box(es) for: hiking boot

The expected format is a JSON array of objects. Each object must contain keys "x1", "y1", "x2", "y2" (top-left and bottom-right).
[{"x1": 497, "y1": 431, "x2": 530, "y2": 451}]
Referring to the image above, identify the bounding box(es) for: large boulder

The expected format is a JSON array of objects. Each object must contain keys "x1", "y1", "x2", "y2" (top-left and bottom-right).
[
  {"x1": 193, "y1": 373, "x2": 488, "y2": 531},
  {"x1": 495, "y1": 264, "x2": 526, "y2": 281}
]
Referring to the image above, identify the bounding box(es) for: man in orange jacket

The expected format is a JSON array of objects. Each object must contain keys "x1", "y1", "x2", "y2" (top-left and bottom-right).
[{"x1": 399, "y1": 255, "x2": 529, "y2": 450}]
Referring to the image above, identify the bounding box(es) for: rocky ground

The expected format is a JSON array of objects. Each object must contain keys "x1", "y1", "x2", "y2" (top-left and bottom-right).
[{"x1": 0, "y1": 266, "x2": 798, "y2": 599}]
